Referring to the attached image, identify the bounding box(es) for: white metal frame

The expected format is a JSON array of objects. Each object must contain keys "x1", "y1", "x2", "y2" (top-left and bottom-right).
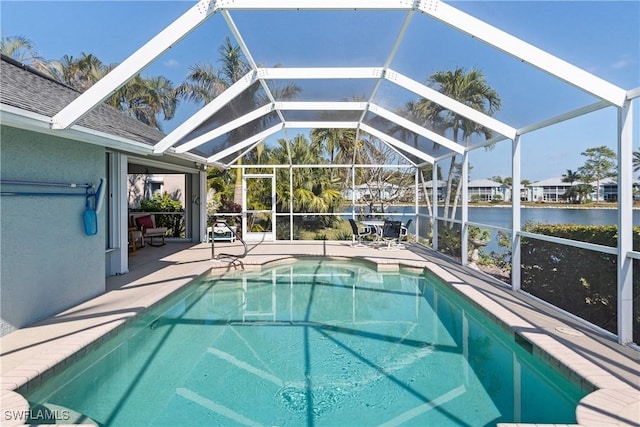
[
  {"x1": 39, "y1": 0, "x2": 638, "y2": 344},
  {"x1": 242, "y1": 171, "x2": 276, "y2": 242}
]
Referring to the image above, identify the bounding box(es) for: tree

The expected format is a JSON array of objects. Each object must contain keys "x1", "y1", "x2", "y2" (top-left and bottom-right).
[
  {"x1": 520, "y1": 179, "x2": 532, "y2": 202},
  {"x1": 176, "y1": 38, "x2": 251, "y2": 205},
  {"x1": 1, "y1": 35, "x2": 41, "y2": 63},
  {"x1": 413, "y1": 68, "x2": 501, "y2": 223},
  {"x1": 561, "y1": 169, "x2": 580, "y2": 185},
  {"x1": 577, "y1": 146, "x2": 617, "y2": 203},
  {"x1": 310, "y1": 127, "x2": 366, "y2": 182},
  {"x1": 269, "y1": 135, "x2": 343, "y2": 228},
  {"x1": 633, "y1": 149, "x2": 640, "y2": 173},
  {"x1": 176, "y1": 37, "x2": 298, "y2": 205},
  {"x1": 108, "y1": 74, "x2": 177, "y2": 130},
  {"x1": 358, "y1": 136, "x2": 415, "y2": 214},
  {"x1": 561, "y1": 169, "x2": 581, "y2": 203},
  {"x1": 3, "y1": 39, "x2": 177, "y2": 131}
]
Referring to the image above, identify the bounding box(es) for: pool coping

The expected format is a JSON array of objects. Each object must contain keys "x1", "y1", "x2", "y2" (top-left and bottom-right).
[
  {"x1": 424, "y1": 262, "x2": 639, "y2": 427},
  {"x1": 0, "y1": 242, "x2": 638, "y2": 426}
]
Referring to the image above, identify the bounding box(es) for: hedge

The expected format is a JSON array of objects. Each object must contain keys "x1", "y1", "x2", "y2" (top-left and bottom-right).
[{"x1": 520, "y1": 224, "x2": 640, "y2": 344}]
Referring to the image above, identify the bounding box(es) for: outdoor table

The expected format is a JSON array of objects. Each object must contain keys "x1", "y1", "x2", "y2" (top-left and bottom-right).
[{"x1": 361, "y1": 219, "x2": 384, "y2": 243}]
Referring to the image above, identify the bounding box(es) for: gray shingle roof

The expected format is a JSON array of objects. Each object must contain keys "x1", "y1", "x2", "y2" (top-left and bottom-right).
[{"x1": 0, "y1": 56, "x2": 165, "y2": 146}]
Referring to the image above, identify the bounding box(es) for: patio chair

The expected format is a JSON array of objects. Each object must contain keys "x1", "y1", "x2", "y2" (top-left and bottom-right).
[
  {"x1": 397, "y1": 219, "x2": 413, "y2": 248},
  {"x1": 348, "y1": 218, "x2": 373, "y2": 247},
  {"x1": 128, "y1": 227, "x2": 144, "y2": 254},
  {"x1": 379, "y1": 220, "x2": 402, "y2": 251},
  {"x1": 131, "y1": 213, "x2": 168, "y2": 247}
]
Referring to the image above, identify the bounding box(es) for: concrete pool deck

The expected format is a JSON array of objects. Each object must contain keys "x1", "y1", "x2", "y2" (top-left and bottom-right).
[{"x1": 0, "y1": 241, "x2": 638, "y2": 426}]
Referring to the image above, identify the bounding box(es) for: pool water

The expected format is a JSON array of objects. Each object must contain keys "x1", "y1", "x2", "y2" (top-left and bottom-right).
[{"x1": 25, "y1": 260, "x2": 586, "y2": 426}]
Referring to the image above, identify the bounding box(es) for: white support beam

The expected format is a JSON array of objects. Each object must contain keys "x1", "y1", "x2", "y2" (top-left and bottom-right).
[
  {"x1": 217, "y1": 0, "x2": 413, "y2": 11},
  {"x1": 385, "y1": 69, "x2": 517, "y2": 139},
  {"x1": 208, "y1": 123, "x2": 283, "y2": 162},
  {"x1": 416, "y1": 0, "x2": 627, "y2": 107},
  {"x1": 360, "y1": 123, "x2": 435, "y2": 163},
  {"x1": 517, "y1": 100, "x2": 611, "y2": 136},
  {"x1": 175, "y1": 103, "x2": 275, "y2": 154},
  {"x1": 617, "y1": 100, "x2": 634, "y2": 344},
  {"x1": 369, "y1": 134, "x2": 419, "y2": 167},
  {"x1": 466, "y1": 135, "x2": 508, "y2": 152},
  {"x1": 359, "y1": 10, "x2": 415, "y2": 126},
  {"x1": 432, "y1": 161, "x2": 439, "y2": 251},
  {"x1": 275, "y1": 101, "x2": 368, "y2": 111},
  {"x1": 460, "y1": 151, "x2": 469, "y2": 266},
  {"x1": 284, "y1": 121, "x2": 359, "y2": 129},
  {"x1": 154, "y1": 71, "x2": 258, "y2": 153},
  {"x1": 226, "y1": 141, "x2": 264, "y2": 167},
  {"x1": 258, "y1": 67, "x2": 384, "y2": 80},
  {"x1": 51, "y1": 0, "x2": 218, "y2": 129},
  {"x1": 511, "y1": 135, "x2": 522, "y2": 291},
  {"x1": 221, "y1": 10, "x2": 290, "y2": 129},
  {"x1": 369, "y1": 103, "x2": 464, "y2": 154}
]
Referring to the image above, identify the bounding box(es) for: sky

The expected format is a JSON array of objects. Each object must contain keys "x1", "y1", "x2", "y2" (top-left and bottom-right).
[{"x1": 1, "y1": 0, "x2": 639, "y2": 182}]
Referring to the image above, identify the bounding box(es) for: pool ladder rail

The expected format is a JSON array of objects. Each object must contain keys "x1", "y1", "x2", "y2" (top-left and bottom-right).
[{"x1": 211, "y1": 219, "x2": 247, "y2": 260}]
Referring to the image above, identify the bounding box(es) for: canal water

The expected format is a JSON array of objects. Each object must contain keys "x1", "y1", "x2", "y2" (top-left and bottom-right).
[{"x1": 348, "y1": 205, "x2": 640, "y2": 228}]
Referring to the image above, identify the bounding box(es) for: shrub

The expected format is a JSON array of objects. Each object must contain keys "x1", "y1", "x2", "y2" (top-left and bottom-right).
[
  {"x1": 139, "y1": 193, "x2": 184, "y2": 237},
  {"x1": 334, "y1": 229, "x2": 353, "y2": 241},
  {"x1": 520, "y1": 223, "x2": 640, "y2": 343}
]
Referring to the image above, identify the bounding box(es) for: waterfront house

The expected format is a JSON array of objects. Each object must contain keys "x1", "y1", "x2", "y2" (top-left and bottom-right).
[
  {"x1": 529, "y1": 176, "x2": 574, "y2": 202},
  {"x1": 467, "y1": 178, "x2": 510, "y2": 202}
]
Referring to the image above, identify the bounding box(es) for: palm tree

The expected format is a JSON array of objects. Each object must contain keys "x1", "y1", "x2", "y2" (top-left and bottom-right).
[
  {"x1": 520, "y1": 179, "x2": 531, "y2": 202},
  {"x1": 417, "y1": 67, "x2": 501, "y2": 222},
  {"x1": 310, "y1": 127, "x2": 370, "y2": 191},
  {"x1": 177, "y1": 37, "x2": 298, "y2": 205},
  {"x1": 269, "y1": 135, "x2": 343, "y2": 228},
  {"x1": 108, "y1": 75, "x2": 177, "y2": 130},
  {"x1": 562, "y1": 169, "x2": 580, "y2": 185},
  {"x1": 633, "y1": 149, "x2": 640, "y2": 173},
  {"x1": 0, "y1": 35, "x2": 40, "y2": 63},
  {"x1": 561, "y1": 169, "x2": 581, "y2": 203}
]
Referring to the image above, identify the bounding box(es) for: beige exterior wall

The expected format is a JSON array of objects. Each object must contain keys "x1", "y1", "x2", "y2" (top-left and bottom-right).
[{"x1": 128, "y1": 174, "x2": 186, "y2": 209}]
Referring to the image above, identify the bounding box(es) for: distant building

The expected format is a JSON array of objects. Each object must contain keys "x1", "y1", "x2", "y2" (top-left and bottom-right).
[
  {"x1": 599, "y1": 177, "x2": 618, "y2": 202},
  {"x1": 344, "y1": 182, "x2": 402, "y2": 202},
  {"x1": 529, "y1": 176, "x2": 573, "y2": 202},
  {"x1": 468, "y1": 179, "x2": 509, "y2": 202},
  {"x1": 128, "y1": 174, "x2": 186, "y2": 208},
  {"x1": 419, "y1": 180, "x2": 447, "y2": 201}
]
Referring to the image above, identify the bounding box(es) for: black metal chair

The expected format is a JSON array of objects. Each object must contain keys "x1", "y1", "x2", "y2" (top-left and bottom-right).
[
  {"x1": 398, "y1": 219, "x2": 413, "y2": 248},
  {"x1": 379, "y1": 220, "x2": 402, "y2": 251},
  {"x1": 348, "y1": 218, "x2": 373, "y2": 247}
]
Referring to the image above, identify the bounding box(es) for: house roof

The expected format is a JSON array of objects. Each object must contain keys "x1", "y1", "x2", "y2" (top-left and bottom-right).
[
  {"x1": 531, "y1": 176, "x2": 575, "y2": 187},
  {"x1": 0, "y1": 55, "x2": 165, "y2": 146},
  {"x1": 468, "y1": 179, "x2": 503, "y2": 188},
  {"x1": 422, "y1": 180, "x2": 447, "y2": 188}
]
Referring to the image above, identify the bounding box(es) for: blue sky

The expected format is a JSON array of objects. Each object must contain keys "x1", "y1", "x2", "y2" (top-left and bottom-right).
[{"x1": 1, "y1": 0, "x2": 638, "y2": 182}]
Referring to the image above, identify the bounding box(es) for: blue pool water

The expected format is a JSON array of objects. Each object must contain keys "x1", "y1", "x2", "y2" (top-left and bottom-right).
[{"x1": 25, "y1": 260, "x2": 586, "y2": 426}]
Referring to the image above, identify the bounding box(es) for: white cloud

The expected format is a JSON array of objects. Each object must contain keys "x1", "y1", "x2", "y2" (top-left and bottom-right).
[
  {"x1": 611, "y1": 54, "x2": 634, "y2": 70},
  {"x1": 163, "y1": 59, "x2": 180, "y2": 68}
]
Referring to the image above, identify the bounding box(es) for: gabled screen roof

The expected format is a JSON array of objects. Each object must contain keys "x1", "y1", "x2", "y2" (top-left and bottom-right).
[{"x1": 47, "y1": 0, "x2": 632, "y2": 169}]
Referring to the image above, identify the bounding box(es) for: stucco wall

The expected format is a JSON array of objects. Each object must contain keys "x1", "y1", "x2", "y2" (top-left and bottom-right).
[{"x1": 1, "y1": 127, "x2": 106, "y2": 336}]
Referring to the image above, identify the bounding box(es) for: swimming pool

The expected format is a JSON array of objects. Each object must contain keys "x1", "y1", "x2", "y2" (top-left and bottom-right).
[{"x1": 24, "y1": 259, "x2": 586, "y2": 426}]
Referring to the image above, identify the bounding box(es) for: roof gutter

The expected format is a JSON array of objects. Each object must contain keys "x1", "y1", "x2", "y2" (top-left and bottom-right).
[{"x1": 1, "y1": 104, "x2": 155, "y2": 155}]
